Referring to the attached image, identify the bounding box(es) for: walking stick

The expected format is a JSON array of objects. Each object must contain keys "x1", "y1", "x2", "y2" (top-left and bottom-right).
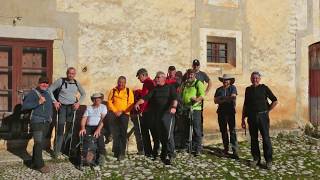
[
  {"x1": 78, "y1": 135, "x2": 84, "y2": 171},
  {"x1": 245, "y1": 126, "x2": 246, "y2": 136},
  {"x1": 168, "y1": 115, "x2": 174, "y2": 140},
  {"x1": 137, "y1": 114, "x2": 144, "y2": 153},
  {"x1": 69, "y1": 110, "x2": 77, "y2": 156},
  {"x1": 55, "y1": 110, "x2": 59, "y2": 154},
  {"x1": 188, "y1": 107, "x2": 194, "y2": 154},
  {"x1": 126, "y1": 116, "x2": 131, "y2": 159}
]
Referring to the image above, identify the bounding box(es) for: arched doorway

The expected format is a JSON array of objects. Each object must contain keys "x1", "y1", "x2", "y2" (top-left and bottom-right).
[{"x1": 309, "y1": 42, "x2": 320, "y2": 126}]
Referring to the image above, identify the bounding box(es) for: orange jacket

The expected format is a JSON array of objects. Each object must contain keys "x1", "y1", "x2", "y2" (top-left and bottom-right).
[{"x1": 107, "y1": 87, "x2": 134, "y2": 115}]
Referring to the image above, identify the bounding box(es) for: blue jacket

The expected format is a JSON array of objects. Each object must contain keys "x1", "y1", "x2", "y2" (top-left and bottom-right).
[{"x1": 22, "y1": 88, "x2": 53, "y2": 123}]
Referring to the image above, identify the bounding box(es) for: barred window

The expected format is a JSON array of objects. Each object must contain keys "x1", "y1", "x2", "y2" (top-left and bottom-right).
[{"x1": 207, "y1": 42, "x2": 227, "y2": 63}]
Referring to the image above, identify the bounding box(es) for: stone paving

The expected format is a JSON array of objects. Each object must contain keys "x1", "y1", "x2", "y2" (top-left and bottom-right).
[{"x1": 0, "y1": 133, "x2": 319, "y2": 179}]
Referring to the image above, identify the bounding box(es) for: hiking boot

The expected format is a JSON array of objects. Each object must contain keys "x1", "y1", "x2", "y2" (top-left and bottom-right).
[
  {"x1": 105, "y1": 135, "x2": 112, "y2": 144},
  {"x1": 97, "y1": 154, "x2": 105, "y2": 165},
  {"x1": 250, "y1": 160, "x2": 260, "y2": 168},
  {"x1": 194, "y1": 151, "x2": 201, "y2": 157},
  {"x1": 117, "y1": 155, "x2": 125, "y2": 161},
  {"x1": 137, "y1": 151, "x2": 144, "y2": 155},
  {"x1": 222, "y1": 149, "x2": 229, "y2": 155},
  {"x1": 163, "y1": 158, "x2": 172, "y2": 165},
  {"x1": 38, "y1": 165, "x2": 50, "y2": 173},
  {"x1": 231, "y1": 152, "x2": 239, "y2": 160},
  {"x1": 266, "y1": 161, "x2": 272, "y2": 170}
]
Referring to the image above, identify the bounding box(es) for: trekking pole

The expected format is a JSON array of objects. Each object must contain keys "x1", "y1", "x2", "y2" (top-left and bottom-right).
[
  {"x1": 126, "y1": 116, "x2": 131, "y2": 159},
  {"x1": 79, "y1": 135, "x2": 84, "y2": 171},
  {"x1": 55, "y1": 110, "x2": 59, "y2": 154},
  {"x1": 168, "y1": 115, "x2": 174, "y2": 140},
  {"x1": 244, "y1": 126, "x2": 246, "y2": 136},
  {"x1": 137, "y1": 114, "x2": 144, "y2": 153},
  {"x1": 69, "y1": 110, "x2": 77, "y2": 156},
  {"x1": 188, "y1": 107, "x2": 193, "y2": 154}
]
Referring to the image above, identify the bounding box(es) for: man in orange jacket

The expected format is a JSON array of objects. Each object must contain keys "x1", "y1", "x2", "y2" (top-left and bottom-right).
[{"x1": 107, "y1": 76, "x2": 134, "y2": 161}]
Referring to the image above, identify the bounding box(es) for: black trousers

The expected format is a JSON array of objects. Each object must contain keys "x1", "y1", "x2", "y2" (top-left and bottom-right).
[
  {"x1": 109, "y1": 112, "x2": 129, "y2": 157},
  {"x1": 157, "y1": 112, "x2": 175, "y2": 159},
  {"x1": 248, "y1": 111, "x2": 272, "y2": 162},
  {"x1": 174, "y1": 112, "x2": 184, "y2": 149},
  {"x1": 141, "y1": 111, "x2": 160, "y2": 157},
  {"x1": 85, "y1": 126, "x2": 106, "y2": 155},
  {"x1": 182, "y1": 110, "x2": 202, "y2": 152},
  {"x1": 55, "y1": 104, "x2": 75, "y2": 155},
  {"x1": 217, "y1": 113, "x2": 238, "y2": 153},
  {"x1": 31, "y1": 122, "x2": 50, "y2": 169},
  {"x1": 130, "y1": 113, "x2": 144, "y2": 153}
]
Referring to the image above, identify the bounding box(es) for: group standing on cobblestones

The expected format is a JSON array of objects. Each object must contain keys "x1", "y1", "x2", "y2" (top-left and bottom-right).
[{"x1": 21, "y1": 59, "x2": 278, "y2": 173}]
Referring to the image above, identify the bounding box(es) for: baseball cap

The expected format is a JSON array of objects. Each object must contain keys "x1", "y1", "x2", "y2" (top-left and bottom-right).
[
  {"x1": 192, "y1": 59, "x2": 200, "y2": 66},
  {"x1": 38, "y1": 76, "x2": 49, "y2": 84}
]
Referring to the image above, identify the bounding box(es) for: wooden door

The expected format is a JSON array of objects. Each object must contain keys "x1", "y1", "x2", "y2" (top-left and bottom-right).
[
  {"x1": 0, "y1": 38, "x2": 52, "y2": 138},
  {"x1": 309, "y1": 42, "x2": 320, "y2": 126}
]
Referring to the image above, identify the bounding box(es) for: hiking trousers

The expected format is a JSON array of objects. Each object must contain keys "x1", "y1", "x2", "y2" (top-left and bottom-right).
[{"x1": 248, "y1": 111, "x2": 272, "y2": 162}]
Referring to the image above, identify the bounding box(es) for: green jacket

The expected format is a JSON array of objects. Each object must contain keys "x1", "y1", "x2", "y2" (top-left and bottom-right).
[{"x1": 181, "y1": 79, "x2": 205, "y2": 110}]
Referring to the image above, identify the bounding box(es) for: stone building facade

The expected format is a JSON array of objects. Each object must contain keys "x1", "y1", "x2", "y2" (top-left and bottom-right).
[{"x1": 0, "y1": 0, "x2": 319, "y2": 141}]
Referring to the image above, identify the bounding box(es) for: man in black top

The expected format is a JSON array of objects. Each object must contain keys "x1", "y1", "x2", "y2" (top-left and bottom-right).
[
  {"x1": 241, "y1": 71, "x2": 278, "y2": 170},
  {"x1": 135, "y1": 71, "x2": 178, "y2": 165},
  {"x1": 192, "y1": 59, "x2": 212, "y2": 140},
  {"x1": 214, "y1": 74, "x2": 239, "y2": 159},
  {"x1": 192, "y1": 59, "x2": 212, "y2": 95}
]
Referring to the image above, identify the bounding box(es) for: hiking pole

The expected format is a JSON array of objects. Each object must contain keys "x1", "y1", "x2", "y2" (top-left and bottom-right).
[
  {"x1": 55, "y1": 110, "x2": 59, "y2": 154},
  {"x1": 188, "y1": 107, "x2": 193, "y2": 155},
  {"x1": 245, "y1": 126, "x2": 246, "y2": 136},
  {"x1": 69, "y1": 110, "x2": 77, "y2": 156},
  {"x1": 137, "y1": 114, "x2": 144, "y2": 153},
  {"x1": 126, "y1": 116, "x2": 131, "y2": 160},
  {"x1": 78, "y1": 135, "x2": 84, "y2": 171},
  {"x1": 168, "y1": 115, "x2": 174, "y2": 140}
]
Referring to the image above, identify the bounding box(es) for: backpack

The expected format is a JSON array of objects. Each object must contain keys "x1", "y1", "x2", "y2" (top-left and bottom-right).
[
  {"x1": 53, "y1": 78, "x2": 80, "y2": 101},
  {"x1": 82, "y1": 135, "x2": 98, "y2": 166},
  {"x1": 111, "y1": 87, "x2": 130, "y2": 104},
  {"x1": 182, "y1": 79, "x2": 200, "y2": 94}
]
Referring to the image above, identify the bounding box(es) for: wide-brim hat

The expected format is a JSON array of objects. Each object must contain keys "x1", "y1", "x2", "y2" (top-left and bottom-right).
[
  {"x1": 218, "y1": 74, "x2": 235, "y2": 84},
  {"x1": 91, "y1": 92, "x2": 104, "y2": 100}
]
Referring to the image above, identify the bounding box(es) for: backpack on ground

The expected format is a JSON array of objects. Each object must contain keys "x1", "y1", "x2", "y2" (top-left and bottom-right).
[{"x1": 82, "y1": 135, "x2": 98, "y2": 166}]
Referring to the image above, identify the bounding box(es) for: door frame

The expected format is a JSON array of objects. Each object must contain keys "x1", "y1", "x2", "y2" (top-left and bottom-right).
[{"x1": 0, "y1": 37, "x2": 53, "y2": 112}]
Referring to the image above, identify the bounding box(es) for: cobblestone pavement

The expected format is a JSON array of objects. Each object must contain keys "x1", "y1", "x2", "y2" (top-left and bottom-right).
[{"x1": 0, "y1": 134, "x2": 319, "y2": 179}]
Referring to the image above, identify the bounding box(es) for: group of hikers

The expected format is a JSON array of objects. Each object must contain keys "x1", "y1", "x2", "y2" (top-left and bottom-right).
[{"x1": 22, "y1": 59, "x2": 278, "y2": 173}]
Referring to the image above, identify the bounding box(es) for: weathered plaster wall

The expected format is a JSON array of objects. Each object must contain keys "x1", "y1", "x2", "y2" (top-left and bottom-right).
[{"x1": 56, "y1": 0, "x2": 196, "y2": 98}]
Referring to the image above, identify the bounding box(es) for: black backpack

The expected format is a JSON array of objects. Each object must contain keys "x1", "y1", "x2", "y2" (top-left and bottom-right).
[
  {"x1": 53, "y1": 78, "x2": 80, "y2": 101},
  {"x1": 82, "y1": 135, "x2": 98, "y2": 166}
]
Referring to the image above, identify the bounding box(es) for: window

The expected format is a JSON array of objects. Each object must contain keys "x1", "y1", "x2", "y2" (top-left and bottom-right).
[
  {"x1": 200, "y1": 28, "x2": 242, "y2": 74},
  {"x1": 0, "y1": 38, "x2": 53, "y2": 113},
  {"x1": 206, "y1": 36, "x2": 236, "y2": 66},
  {"x1": 207, "y1": 42, "x2": 227, "y2": 63}
]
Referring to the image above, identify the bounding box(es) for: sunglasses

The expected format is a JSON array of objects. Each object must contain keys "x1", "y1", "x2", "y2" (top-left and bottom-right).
[{"x1": 40, "y1": 81, "x2": 49, "y2": 84}]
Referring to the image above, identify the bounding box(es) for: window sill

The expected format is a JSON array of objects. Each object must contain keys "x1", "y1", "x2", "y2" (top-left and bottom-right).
[{"x1": 205, "y1": 62, "x2": 238, "y2": 75}]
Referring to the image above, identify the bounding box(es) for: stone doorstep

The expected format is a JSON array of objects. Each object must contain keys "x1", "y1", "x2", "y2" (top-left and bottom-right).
[{"x1": 0, "y1": 128, "x2": 303, "y2": 163}]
